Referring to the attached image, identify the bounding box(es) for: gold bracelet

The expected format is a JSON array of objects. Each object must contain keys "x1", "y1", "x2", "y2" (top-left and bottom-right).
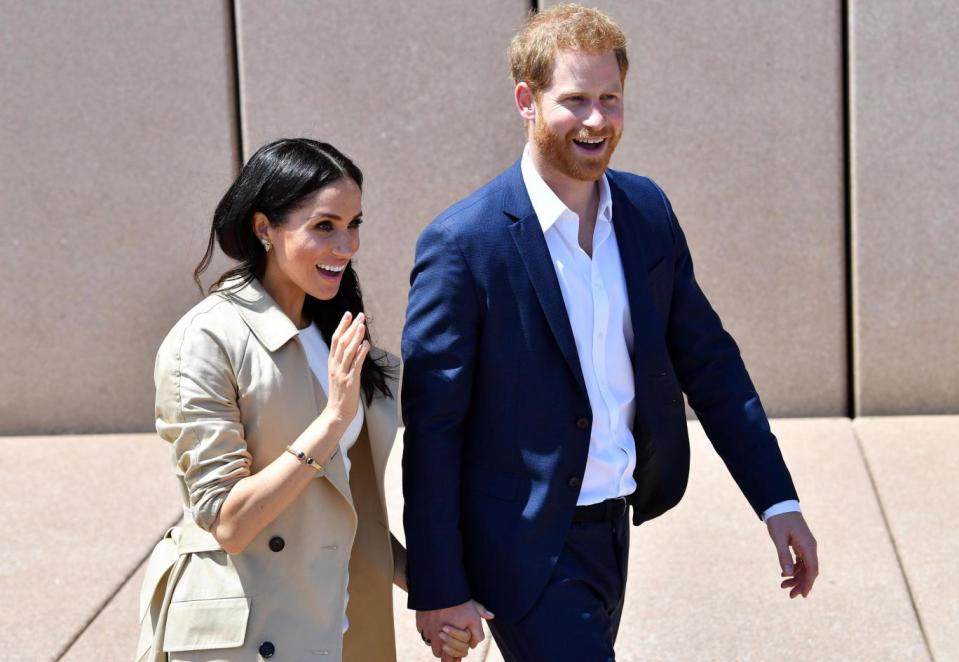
[{"x1": 285, "y1": 445, "x2": 324, "y2": 473}]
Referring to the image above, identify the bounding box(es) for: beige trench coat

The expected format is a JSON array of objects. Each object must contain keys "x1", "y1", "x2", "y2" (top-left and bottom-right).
[{"x1": 137, "y1": 278, "x2": 398, "y2": 662}]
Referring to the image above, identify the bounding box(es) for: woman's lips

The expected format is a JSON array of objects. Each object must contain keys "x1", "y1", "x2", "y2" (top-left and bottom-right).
[{"x1": 316, "y1": 265, "x2": 345, "y2": 280}]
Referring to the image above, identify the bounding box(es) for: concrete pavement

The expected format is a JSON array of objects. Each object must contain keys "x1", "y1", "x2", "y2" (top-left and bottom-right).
[{"x1": 1, "y1": 417, "x2": 953, "y2": 661}]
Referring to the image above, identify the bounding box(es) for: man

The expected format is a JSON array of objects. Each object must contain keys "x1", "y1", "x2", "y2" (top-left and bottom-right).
[{"x1": 401, "y1": 5, "x2": 818, "y2": 660}]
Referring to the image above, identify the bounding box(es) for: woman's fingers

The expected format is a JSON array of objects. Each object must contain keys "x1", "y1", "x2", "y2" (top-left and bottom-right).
[
  {"x1": 341, "y1": 315, "x2": 367, "y2": 369},
  {"x1": 440, "y1": 632, "x2": 470, "y2": 657},
  {"x1": 332, "y1": 312, "x2": 364, "y2": 368},
  {"x1": 350, "y1": 340, "x2": 371, "y2": 374},
  {"x1": 442, "y1": 626, "x2": 472, "y2": 643},
  {"x1": 330, "y1": 311, "x2": 353, "y2": 353}
]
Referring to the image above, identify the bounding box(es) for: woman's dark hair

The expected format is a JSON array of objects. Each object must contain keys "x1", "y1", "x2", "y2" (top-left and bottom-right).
[{"x1": 194, "y1": 138, "x2": 394, "y2": 404}]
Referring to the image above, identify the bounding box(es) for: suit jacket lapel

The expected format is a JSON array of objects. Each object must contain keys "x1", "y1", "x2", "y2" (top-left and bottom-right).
[
  {"x1": 608, "y1": 177, "x2": 668, "y2": 370},
  {"x1": 503, "y1": 162, "x2": 589, "y2": 398}
]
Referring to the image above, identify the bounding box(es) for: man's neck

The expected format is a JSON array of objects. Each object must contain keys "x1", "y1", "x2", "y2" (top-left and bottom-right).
[
  {"x1": 528, "y1": 146, "x2": 601, "y2": 256},
  {"x1": 529, "y1": 147, "x2": 599, "y2": 223}
]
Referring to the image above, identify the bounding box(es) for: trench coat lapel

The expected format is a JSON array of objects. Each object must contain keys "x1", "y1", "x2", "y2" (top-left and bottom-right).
[
  {"x1": 223, "y1": 277, "x2": 354, "y2": 505},
  {"x1": 361, "y1": 355, "x2": 400, "y2": 517},
  {"x1": 306, "y1": 369, "x2": 353, "y2": 503}
]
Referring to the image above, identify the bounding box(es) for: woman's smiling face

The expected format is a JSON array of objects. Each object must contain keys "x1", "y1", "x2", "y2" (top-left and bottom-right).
[{"x1": 257, "y1": 176, "x2": 363, "y2": 303}]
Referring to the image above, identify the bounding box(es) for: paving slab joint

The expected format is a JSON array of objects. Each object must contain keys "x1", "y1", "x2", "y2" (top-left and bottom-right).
[
  {"x1": 851, "y1": 425, "x2": 935, "y2": 660},
  {"x1": 55, "y1": 512, "x2": 182, "y2": 661}
]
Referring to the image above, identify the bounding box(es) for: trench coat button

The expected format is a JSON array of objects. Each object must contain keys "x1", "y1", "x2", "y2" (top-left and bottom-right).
[
  {"x1": 259, "y1": 641, "x2": 275, "y2": 658},
  {"x1": 268, "y1": 536, "x2": 285, "y2": 552},
  {"x1": 576, "y1": 417, "x2": 590, "y2": 430},
  {"x1": 568, "y1": 476, "x2": 582, "y2": 489}
]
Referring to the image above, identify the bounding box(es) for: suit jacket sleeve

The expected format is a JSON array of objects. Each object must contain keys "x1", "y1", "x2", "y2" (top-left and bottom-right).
[
  {"x1": 657, "y1": 188, "x2": 799, "y2": 516},
  {"x1": 401, "y1": 221, "x2": 478, "y2": 610}
]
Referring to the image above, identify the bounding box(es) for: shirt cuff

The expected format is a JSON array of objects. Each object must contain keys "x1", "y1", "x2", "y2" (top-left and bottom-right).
[{"x1": 761, "y1": 500, "x2": 801, "y2": 522}]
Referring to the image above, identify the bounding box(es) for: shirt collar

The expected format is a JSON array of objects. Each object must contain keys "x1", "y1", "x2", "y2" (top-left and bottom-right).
[{"x1": 520, "y1": 143, "x2": 613, "y2": 234}]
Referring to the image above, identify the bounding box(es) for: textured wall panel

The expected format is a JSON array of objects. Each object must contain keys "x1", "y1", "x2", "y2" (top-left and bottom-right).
[
  {"x1": 851, "y1": 2, "x2": 959, "y2": 414},
  {"x1": 544, "y1": 1, "x2": 847, "y2": 416},
  {"x1": 235, "y1": 0, "x2": 529, "y2": 358},
  {"x1": 0, "y1": 1, "x2": 239, "y2": 433}
]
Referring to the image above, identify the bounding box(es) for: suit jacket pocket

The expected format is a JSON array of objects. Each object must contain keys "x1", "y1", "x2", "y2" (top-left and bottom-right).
[
  {"x1": 464, "y1": 465, "x2": 521, "y2": 502},
  {"x1": 163, "y1": 597, "x2": 251, "y2": 652}
]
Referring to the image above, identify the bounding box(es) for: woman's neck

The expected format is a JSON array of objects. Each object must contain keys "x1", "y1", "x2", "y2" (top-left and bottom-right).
[{"x1": 259, "y1": 264, "x2": 308, "y2": 329}]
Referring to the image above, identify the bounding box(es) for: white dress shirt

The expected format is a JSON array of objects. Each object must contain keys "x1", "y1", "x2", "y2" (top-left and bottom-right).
[
  {"x1": 520, "y1": 146, "x2": 799, "y2": 520},
  {"x1": 298, "y1": 323, "x2": 364, "y2": 632}
]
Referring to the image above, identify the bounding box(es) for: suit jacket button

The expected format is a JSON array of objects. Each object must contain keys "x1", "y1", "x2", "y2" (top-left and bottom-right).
[
  {"x1": 568, "y1": 476, "x2": 582, "y2": 489},
  {"x1": 259, "y1": 641, "x2": 275, "y2": 658},
  {"x1": 576, "y1": 417, "x2": 590, "y2": 430},
  {"x1": 268, "y1": 536, "x2": 285, "y2": 552}
]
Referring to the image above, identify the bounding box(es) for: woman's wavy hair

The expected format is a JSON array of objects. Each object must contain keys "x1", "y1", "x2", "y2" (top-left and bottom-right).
[{"x1": 193, "y1": 138, "x2": 394, "y2": 404}]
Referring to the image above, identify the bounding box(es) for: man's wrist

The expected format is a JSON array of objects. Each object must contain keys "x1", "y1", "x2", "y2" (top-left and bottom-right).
[{"x1": 761, "y1": 499, "x2": 801, "y2": 522}]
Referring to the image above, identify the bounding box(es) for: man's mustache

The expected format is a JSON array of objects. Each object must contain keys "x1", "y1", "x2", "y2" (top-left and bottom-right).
[{"x1": 571, "y1": 130, "x2": 614, "y2": 140}]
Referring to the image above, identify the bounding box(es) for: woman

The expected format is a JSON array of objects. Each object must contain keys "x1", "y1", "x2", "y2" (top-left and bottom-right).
[{"x1": 137, "y1": 139, "x2": 474, "y2": 661}]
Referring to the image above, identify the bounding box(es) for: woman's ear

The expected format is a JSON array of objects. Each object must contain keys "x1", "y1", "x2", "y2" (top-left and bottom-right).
[{"x1": 252, "y1": 211, "x2": 271, "y2": 241}]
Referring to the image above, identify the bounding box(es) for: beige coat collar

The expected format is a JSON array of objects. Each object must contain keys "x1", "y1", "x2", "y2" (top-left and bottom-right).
[{"x1": 219, "y1": 277, "x2": 299, "y2": 352}]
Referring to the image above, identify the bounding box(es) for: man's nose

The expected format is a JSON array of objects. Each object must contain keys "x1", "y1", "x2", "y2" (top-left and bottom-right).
[{"x1": 582, "y1": 102, "x2": 607, "y2": 130}]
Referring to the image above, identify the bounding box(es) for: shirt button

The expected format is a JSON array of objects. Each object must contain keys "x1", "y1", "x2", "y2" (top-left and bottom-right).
[
  {"x1": 576, "y1": 417, "x2": 590, "y2": 430},
  {"x1": 259, "y1": 641, "x2": 276, "y2": 658},
  {"x1": 568, "y1": 476, "x2": 582, "y2": 489},
  {"x1": 268, "y1": 536, "x2": 285, "y2": 552}
]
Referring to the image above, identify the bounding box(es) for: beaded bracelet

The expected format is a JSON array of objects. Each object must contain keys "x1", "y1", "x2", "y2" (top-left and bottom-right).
[{"x1": 285, "y1": 445, "x2": 324, "y2": 473}]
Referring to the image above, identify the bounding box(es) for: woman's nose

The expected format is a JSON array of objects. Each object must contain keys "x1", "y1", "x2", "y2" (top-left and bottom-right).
[{"x1": 332, "y1": 232, "x2": 358, "y2": 257}]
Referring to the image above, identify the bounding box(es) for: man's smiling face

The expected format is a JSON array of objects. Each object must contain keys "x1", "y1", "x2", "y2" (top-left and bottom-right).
[{"x1": 531, "y1": 49, "x2": 624, "y2": 183}]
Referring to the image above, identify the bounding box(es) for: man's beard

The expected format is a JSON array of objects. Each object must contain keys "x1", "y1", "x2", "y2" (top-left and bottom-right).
[{"x1": 533, "y1": 120, "x2": 620, "y2": 182}]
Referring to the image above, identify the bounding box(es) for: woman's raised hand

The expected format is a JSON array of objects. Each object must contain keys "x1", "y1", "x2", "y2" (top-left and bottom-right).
[{"x1": 326, "y1": 311, "x2": 370, "y2": 422}]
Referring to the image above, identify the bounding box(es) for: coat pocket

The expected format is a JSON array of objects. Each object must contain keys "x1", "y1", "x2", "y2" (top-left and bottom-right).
[{"x1": 162, "y1": 597, "x2": 251, "y2": 652}]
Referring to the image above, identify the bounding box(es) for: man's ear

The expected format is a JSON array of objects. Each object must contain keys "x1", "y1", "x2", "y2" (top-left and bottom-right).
[{"x1": 514, "y1": 82, "x2": 536, "y2": 122}]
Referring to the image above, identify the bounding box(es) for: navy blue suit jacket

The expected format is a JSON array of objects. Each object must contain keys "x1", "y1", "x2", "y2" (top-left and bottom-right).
[{"x1": 401, "y1": 160, "x2": 797, "y2": 622}]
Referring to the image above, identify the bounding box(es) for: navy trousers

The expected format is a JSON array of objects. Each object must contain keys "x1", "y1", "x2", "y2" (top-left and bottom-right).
[{"x1": 489, "y1": 508, "x2": 630, "y2": 662}]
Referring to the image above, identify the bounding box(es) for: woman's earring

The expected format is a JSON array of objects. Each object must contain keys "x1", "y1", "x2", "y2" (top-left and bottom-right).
[{"x1": 260, "y1": 237, "x2": 272, "y2": 252}]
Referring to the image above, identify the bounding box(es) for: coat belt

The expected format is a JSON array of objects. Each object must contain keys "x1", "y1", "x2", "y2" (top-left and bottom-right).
[{"x1": 135, "y1": 517, "x2": 223, "y2": 662}]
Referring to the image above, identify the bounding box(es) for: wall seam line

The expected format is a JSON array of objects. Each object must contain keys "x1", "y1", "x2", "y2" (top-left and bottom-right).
[
  {"x1": 842, "y1": 0, "x2": 857, "y2": 419},
  {"x1": 228, "y1": 0, "x2": 246, "y2": 165}
]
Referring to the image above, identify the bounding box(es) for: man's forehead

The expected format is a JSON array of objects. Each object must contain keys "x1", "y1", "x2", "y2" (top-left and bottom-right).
[{"x1": 547, "y1": 50, "x2": 623, "y2": 88}]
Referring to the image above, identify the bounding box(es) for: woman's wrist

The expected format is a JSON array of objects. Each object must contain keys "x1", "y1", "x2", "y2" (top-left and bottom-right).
[
  {"x1": 320, "y1": 405, "x2": 353, "y2": 433},
  {"x1": 292, "y1": 409, "x2": 349, "y2": 463}
]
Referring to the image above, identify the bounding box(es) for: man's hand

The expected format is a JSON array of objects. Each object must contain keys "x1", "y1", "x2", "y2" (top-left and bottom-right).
[
  {"x1": 417, "y1": 600, "x2": 495, "y2": 660},
  {"x1": 766, "y1": 511, "x2": 818, "y2": 598}
]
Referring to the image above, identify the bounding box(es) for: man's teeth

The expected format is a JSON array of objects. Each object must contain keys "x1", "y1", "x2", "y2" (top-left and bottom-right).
[
  {"x1": 318, "y1": 264, "x2": 345, "y2": 272},
  {"x1": 575, "y1": 138, "x2": 605, "y2": 144}
]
